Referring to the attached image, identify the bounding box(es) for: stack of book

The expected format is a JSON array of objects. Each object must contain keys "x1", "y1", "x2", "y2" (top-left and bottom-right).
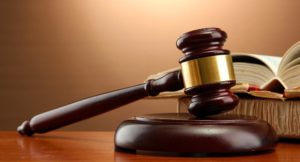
[
  {"x1": 148, "y1": 41, "x2": 300, "y2": 139},
  {"x1": 177, "y1": 97, "x2": 300, "y2": 139}
]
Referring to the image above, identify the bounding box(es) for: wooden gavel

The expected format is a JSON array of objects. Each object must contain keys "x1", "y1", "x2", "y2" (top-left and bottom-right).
[{"x1": 18, "y1": 28, "x2": 239, "y2": 136}]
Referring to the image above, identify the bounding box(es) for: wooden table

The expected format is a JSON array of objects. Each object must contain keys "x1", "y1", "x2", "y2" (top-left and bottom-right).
[{"x1": 1, "y1": 131, "x2": 300, "y2": 162}]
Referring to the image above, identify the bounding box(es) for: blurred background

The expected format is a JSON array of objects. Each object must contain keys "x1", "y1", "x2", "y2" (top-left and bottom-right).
[{"x1": 0, "y1": 0, "x2": 299, "y2": 131}]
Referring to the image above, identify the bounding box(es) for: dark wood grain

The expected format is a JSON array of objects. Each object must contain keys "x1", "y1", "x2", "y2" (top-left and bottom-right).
[
  {"x1": 177, "y1": 28, "x2": 239, "y2": 116},
  {"x1": 185, "y1": 80, "x2": 239, "y2": 116},
  {"x1": 177, "y1": 27, "x2": 230, "y2": 63},
  {"x1": 17, "y1": 70, "x2": 183, "y2": 136},
  {"x1": 18, "y1": 27, "x2": 239, "y2": 136},
  {"x1": 115, "y1": 113, "x2": 277, "y2": 154},
  {"x1": 0, "y1": 131, "x2": 299, "y2": 162}
]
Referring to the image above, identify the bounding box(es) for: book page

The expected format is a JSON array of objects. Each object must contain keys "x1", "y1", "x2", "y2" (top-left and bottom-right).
[
  {"x1": 145, "y1": 67, "x2": 180, "y2": 81},
  {"x1": 234, "y1": 62, "x2": 275, "y2": 87},
  {"x1": 277, "y1": 42, "x2": 300, "y2": 90},
  {"x1": 278, "y1": 41, "x2": 300, "y2": 75},
  {"x1": 279, "y1": 57, "x2": 300, "y2": 75},
  {"x1": 248, "y1": 91, "x2": 284, "y2": 100},
  {"x1": 232, "y1": 53, "x2": 282, "y2": 75}
]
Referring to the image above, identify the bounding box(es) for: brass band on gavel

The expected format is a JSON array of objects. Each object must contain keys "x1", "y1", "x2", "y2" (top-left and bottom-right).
[{"x1": 180, "y1": 54, "x2": 235, "y2": 89}]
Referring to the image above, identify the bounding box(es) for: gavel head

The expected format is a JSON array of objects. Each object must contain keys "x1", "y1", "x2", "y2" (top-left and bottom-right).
[{"x1": 177, "y1": 28, "x2": 239, "y2": 117}]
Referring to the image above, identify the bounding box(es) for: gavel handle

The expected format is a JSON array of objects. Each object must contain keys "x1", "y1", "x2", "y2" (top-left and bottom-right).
[{"x1": 17, "y1": 70, "x2": 183, "y2": 136}]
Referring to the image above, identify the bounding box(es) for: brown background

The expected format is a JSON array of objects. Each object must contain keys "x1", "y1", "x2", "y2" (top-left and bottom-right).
[{"x1": 0, "y1": 0, "x2": 299, "y2": 131}]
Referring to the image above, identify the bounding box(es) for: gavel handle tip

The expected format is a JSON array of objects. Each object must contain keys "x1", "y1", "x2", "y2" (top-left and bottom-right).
[{"x1": 17, "y1": 120, "x2": 34, "y2": 136}]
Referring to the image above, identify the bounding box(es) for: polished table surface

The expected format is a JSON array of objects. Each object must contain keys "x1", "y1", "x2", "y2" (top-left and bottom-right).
[{"x1": 1, "y1": 131, "x2": 300, "y2": 162}]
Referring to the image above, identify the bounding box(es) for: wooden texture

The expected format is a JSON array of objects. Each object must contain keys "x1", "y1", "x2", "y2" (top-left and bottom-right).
[
  {"x1": 17, "y1": 70, "x2": 183, "y2": 136},
  {"x1": 177, "y1": 28, "x2": 239, "y2": 116},
  {"x1": 18, "y1": 27, "x2": 239, "y2": 136},
  {"x1": 115, "y1": 113, "x2": 277, "y2": 154},
  {"x1": 1, "y1": 131, "x2": 300, "y2": 162},
  {"x1": 177, "y1": 27, "x2": 229, "y2": 62},
  {"x1": 178, "y1": 97, "x2": 300, "y2": 138}
]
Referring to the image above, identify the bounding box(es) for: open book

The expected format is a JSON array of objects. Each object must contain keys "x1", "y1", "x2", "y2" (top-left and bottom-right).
[
  {"x1": 147, "y1": 41, "x2": 300, "y2": 100},
  {"x1": 232, "y1": 41, "x2": 300, "y2": 99}
]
